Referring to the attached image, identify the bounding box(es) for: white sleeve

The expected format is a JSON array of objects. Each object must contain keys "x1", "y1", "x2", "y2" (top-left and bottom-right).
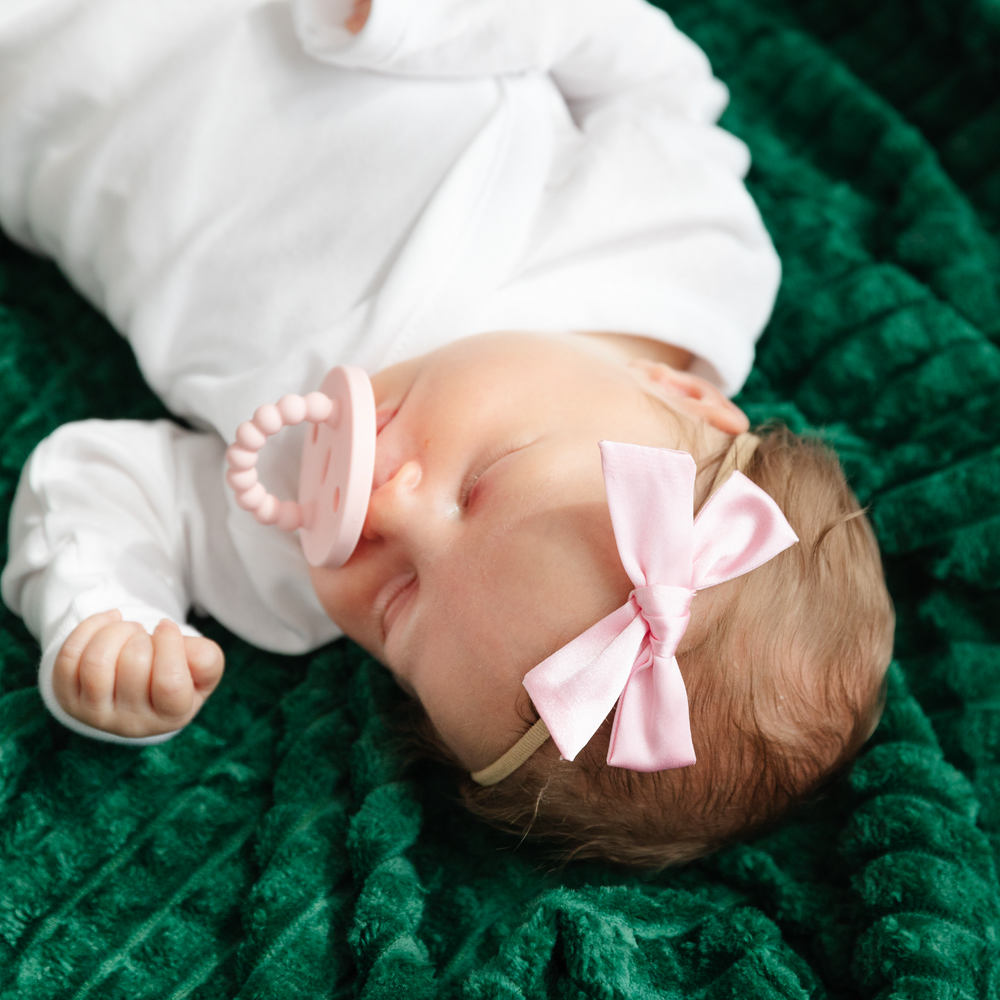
[
  {"x1": 1, "y1": 419, "x2": 340, "y2": 745},
  {"x1": 1, "y1": 420, "x2": 201, "y2": 744},
  {"x1": 474, "y1": 103, "x2": 781, "y2": 396},
  {"x1": 293, "y1": 0, "x2": 728, "y2": 124},
  {"x1": 293, "y1": 0, "x2": 777, "y2": 394}
]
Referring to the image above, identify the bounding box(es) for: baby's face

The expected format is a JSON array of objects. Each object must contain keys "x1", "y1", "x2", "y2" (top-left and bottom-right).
[{"x1": 309, "y1": 332, "x2": 737, "y2": 770}]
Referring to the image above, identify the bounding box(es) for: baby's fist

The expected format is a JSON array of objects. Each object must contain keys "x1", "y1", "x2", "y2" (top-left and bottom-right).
[
  {"x1": 52, "y1": 611, "x2": 224, "y2": 738},
  {"x1": 346, "y1": 0, "x2": 370, "y2": 33}
]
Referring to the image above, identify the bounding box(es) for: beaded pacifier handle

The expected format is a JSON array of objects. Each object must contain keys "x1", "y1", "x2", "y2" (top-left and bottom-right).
[{"x1": 225, "y1": 366, "x2": 376, "y2": 568}]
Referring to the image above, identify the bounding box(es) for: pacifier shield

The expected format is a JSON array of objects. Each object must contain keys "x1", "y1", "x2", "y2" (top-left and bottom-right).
[
  {"x1": 225, "y1": 366, "x2": 376, "y2": 567},
  {"x1": 299, "y1": 366, "x2": 376, "y2": 568}
]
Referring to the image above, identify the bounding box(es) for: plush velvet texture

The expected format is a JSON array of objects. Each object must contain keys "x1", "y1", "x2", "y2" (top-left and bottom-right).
[{"x1": 2, "y1": 0, "x2": 1000, "y2": 995}]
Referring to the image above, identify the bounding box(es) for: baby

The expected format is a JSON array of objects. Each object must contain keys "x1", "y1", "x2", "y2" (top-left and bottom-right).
[{"x1": 0, "y1": 0, "x2": 893, "y2": 866}]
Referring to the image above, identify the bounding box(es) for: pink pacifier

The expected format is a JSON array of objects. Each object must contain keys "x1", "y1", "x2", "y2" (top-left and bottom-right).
[{"x1": 225, "y1": 366, "x2": 376, "y2": 567}]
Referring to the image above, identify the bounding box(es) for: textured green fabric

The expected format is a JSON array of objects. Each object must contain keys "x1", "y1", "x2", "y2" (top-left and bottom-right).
[{"x1": 2, "y1": 0, "x2": 1000, "y2": 995}]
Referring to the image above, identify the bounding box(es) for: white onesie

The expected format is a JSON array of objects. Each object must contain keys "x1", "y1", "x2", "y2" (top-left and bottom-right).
[{"x1": 0, "y1": 0, "x2": 781, "y2": 742}]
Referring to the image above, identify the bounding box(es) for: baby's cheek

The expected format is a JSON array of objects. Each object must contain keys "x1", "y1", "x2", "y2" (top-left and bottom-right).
[
  {"x1": 308, "y1": 566, "x2": 371, "y2": 642},
  {"x1": 408, "y1": 637, "x2": 528, "y2": 771}
]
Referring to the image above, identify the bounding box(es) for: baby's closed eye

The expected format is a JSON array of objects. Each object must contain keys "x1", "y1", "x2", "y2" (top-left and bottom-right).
[{"x1": 458, "y1": 444, "x2": 519, "y2": 510}]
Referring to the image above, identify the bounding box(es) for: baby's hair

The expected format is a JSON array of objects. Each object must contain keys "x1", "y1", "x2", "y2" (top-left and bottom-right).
[{"x1": 403, "y1": 425, "x2": 894, "y2": 867}]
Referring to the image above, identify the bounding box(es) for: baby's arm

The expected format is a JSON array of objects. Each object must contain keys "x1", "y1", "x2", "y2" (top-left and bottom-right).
[
  {"x1": 295, "y1": 0, "x2": 728, "y2": 124},
  {"x1": 2, "y1": 420, "x2": 225, "y2": 744},
  {"x1": 299, "y1": 0, "x2": 777, "y2": 396}
]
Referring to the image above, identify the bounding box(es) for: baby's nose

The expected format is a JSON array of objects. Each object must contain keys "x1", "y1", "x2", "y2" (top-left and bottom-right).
[{"x1": 361, "y1": 459, "x2": 421, "y2": 541}]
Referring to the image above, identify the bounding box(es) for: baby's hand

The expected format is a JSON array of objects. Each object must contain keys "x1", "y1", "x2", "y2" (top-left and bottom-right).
[
  {"x1": 345, "y1": 0, "x2": 371, "y2": 34},
  {"x1": 52, "y1": 611, "x2": 224, "y2": 738}
]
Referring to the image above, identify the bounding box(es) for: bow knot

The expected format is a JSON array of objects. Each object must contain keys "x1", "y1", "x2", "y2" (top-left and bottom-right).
[
  {"x1": 631, "y1": 584, "x2": 692, "y2": 654},
  {"x1": 522, "y1": 442, "x2": 799, "y2": 773}
]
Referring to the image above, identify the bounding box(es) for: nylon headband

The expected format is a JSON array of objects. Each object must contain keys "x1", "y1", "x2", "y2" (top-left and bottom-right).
[{"x1": 470, "y1": 718, "x2": 551, "y2": 786}]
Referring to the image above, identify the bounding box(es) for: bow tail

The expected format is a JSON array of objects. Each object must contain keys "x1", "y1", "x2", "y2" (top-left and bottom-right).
[
  {"x1": 524, "y1": 606, "x2": 647, "y2": 762},
  {"x1": 607, "y1": 651, "x2": 696, "y2": 771}
]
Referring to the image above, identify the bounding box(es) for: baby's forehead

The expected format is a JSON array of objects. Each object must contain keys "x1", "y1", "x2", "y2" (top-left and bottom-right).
[{"x1": 397, "y1": 336, "x2": 698, "y2": 480}]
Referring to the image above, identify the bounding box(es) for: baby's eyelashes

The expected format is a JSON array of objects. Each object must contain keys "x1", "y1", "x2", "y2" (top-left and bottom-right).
[
  {"x1": 457, "y1": 458, "x2": 493, "y2": 509},
  {"x1": 457, "y1": 441, "x2": 532, "y2": 512}
]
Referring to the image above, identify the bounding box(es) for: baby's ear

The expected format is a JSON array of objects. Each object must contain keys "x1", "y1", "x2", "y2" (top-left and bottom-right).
[{"x1": 629, "y1": 359, "x2": 749, "y2": 435}]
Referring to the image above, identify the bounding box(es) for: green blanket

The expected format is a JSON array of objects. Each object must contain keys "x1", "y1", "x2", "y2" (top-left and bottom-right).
[{"x1": 2, "y1": 0, "x2": 999, "y2": 995}]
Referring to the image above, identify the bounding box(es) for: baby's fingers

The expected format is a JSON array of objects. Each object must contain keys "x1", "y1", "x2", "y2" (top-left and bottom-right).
[
  {"x1": 77, "y1": 620, "x2": 146, "y2": 713},
  {"x1": 52, "y1": 610, "x2": 122, "y2": 714},
  {"x1": 114, "y1": 629, "x2": 155, "y2": 713},
  {"x1": 150, "y1": 620, "x2": 194, "y2": 722},
  {"x1": 183, "y1": 637, "x2": 225, "y2": 695},
  {"x1": 346, "y1": 0, "x2": 370, "y2": 33},
  {"x1": 54, "y1": 610, "x2": 122, "y2": 679}
]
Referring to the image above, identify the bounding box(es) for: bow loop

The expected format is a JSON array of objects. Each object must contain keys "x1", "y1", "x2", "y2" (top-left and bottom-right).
[
  {"x1": 691, "y1": 471, "x2": 801, "y2": 589},
  {"x1": 523, "y1": 441, "x2": 799, "y2": 773}
]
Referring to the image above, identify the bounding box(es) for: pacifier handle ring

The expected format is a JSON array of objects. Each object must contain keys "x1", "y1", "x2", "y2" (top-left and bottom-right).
[{"x1": 225, "y1": 392, "x2": 336, "y2": 532}]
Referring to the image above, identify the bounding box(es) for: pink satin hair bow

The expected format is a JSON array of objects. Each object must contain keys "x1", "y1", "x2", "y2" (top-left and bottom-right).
[{"x1": 522, "y1": 442, "x2": 799, "y2": 772}]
